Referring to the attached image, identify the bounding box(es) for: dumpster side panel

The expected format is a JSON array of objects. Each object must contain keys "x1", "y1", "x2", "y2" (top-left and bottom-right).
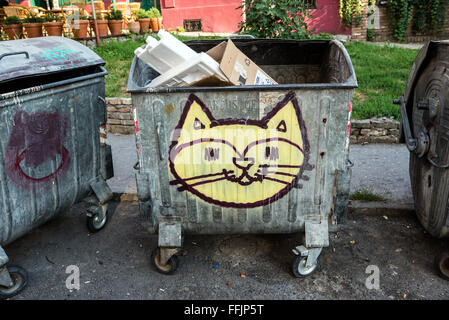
[
  {"x1": 0, "y1": 77, "x2": 106, "y2": 245},
  {"x1": 134, "y1": 88, "x2": 352, "y2": 235}
]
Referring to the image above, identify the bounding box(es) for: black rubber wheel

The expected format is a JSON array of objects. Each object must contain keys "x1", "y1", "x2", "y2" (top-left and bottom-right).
[
  {"x1": 86, "y1": 210, "x2": 108, "y2": 233},
  {"x1": 409, "y1": 58, "x2": 449, "y2": 238},
  {"x1": 292, "y1": 256, "x2": 320, "y2": 278},
  {"x1": 434, "y1": 251, "x2": 449, "y2": 280},
  {"x1": 151, "y1": 248, "x2": 179, "y2": 275},
  {"x1": 0, "y1": 265, "x2": 28, "y2": 300}
]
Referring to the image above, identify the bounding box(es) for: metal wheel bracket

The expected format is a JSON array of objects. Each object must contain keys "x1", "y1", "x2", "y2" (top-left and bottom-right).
[
  {"x1": 158, "y1": 217, "x2": 182, "y2": 248},
  {"x1": 0, "y1": 267, "x2": 13, "y2": 288},
  {"x1": 292, "y1": 246, "x2": 322, "y2": 268},
  {"x1": 86, "y1": 202, "x2": 107, "y2": 220},
  {"x1": 89, "y1": 177, "x2": 113, "y2": 205},
  {"x1": 159, "y1": 248, "x2": 180, "y2": 266}
]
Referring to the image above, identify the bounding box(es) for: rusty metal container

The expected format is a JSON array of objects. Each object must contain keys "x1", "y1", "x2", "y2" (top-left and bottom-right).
[
  {"x1": 128, "y1": 39, "x2": 357, "y2": 276},
  {"x1": 0, "y1": 37, "x2": 114, "y2": 298}
]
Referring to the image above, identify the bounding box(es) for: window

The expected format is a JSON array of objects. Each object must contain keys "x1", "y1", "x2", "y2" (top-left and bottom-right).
[{"x1": 184, "y1": 19, "x2": 202, "y2": 32}]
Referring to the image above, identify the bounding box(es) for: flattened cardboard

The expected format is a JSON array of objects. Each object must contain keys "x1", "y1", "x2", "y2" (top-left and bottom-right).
[{"x1": 205, "y1": 39, "x2": 277, "y2": 86}]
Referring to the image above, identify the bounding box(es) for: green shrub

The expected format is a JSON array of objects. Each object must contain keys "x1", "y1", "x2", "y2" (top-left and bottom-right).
[
  {"x1": 237, "y1": 0, "x2": 313, "y2": 39},
  {"x1": 22, "y1": 13, "x2": 45, "y2": 24},
  {"x1": 3, "y1": 16, "x2": 22, "y2": 25},
  {"x1": 106, "y1": 9, "x2": 123, "y2": 20},
  {"x1": 44, "y1": 12, "x2": 63, "y2": 23},
  {"x1": 149, "y1": 7, "x2": 161, "y2": 18},
  {"x1": 135, "y1": 9, "x2": 150, "y2": 19}
]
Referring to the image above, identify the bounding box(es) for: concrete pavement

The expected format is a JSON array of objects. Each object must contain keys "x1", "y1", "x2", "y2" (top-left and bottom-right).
[{"x1": 5, "y1": 135, "x2": 449, "y2": 300}]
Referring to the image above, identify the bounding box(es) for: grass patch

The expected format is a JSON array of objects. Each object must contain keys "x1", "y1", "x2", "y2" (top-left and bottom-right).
[
  {"x1": 94, "y1": 36, "x2": 420, "y2": 120},
  {"x1": 343, "y1": 42, "x2": 419, "y2": 120},
  {"x1": 350, "y1": 188, "x2": 387, "y2": 202}
]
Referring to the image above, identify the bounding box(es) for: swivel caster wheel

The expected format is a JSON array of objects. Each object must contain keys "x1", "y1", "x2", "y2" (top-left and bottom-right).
[
  {"x1": 0, "y1": 265, "x2": 28, "y2": 300},
  {"x1": 87, "y1": 210, "x2": 108, "y2": 233},
  {"x1": 434, "y1": 251, "x2": 449, "y2": 280},
  {"x1": 292, "y1": 256, "x2": 320, "y2": 278},
  {"x1": 151, "y1": 248, "x2": 179, "y2": 275}
]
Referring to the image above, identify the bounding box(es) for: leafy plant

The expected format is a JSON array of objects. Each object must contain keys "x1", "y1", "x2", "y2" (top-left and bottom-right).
[
  {"x1": 237, "y1": 0, "x2": 313, "y2": 40},
  {"x1": 44, "y1": 12, "x2": 63, "y2": 23},
  {"x1": 134, "y1": 9, "x2": 150, "y2": 19},
  {"x1": 366, "y1": 28, "x2": 374, "y2": 41},
  {"x1": 3, "y1": 16, "x2": 22, "y2": 25},
  {"x1": 22, "y1": 12, "x2": 45, "y2": 24},
  {"x1": 387, "y1": 0, "x2": 413, "y2": 42},
  {"x1": 106, "y1": 9, "x2": 123, "y2": 20},
  {"x1": 149, "y1": 7, "x2": 161, "y2": 18}
]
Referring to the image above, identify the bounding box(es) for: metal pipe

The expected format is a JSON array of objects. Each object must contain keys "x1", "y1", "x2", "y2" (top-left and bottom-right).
[{"x1": 90, "y1": 0, "x2": 101, "y2": 47}]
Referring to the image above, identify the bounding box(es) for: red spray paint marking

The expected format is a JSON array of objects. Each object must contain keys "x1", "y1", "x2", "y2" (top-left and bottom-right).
[{"x1": 4, "y1": 109, "x2": 70, "y2": 190}]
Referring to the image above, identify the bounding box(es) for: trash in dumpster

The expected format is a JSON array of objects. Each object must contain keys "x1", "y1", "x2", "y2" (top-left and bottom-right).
[{"x1": 134, "y1": 30, "x2": 276, "y2": 87}]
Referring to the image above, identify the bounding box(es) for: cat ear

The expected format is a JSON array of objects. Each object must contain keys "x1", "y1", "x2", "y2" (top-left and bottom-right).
[
  {"x1": 264, "y1": 97, "x2": 300, "y2": 134},
  {"x1": 177, "y1": 95, "x2": 214, "y2": 132}
]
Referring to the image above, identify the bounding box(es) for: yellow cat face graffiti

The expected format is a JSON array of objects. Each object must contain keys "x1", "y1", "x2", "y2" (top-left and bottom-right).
[{"x1": 169, "y1": 91, "x2": 313, "y2": 208}]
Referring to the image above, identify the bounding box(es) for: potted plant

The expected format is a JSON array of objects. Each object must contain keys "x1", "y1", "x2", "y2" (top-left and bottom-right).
[
  {"x1": 71, "y1": 14, "x2": 89, "y2": 38},
  {"x1": 22, "y1": 12, "x2": 44, "y2": 38},
  {"x1": 2, "y1": 16, "x2": 22, "y2": 40},
  {"x1": 89, "y1": 16, "x2": 109, "y2": 37},
  {"x1": 135, "y1": 9, "x2": 150, "y2": 34},
  {"x1": 43, "y1": 12, "x2": 64, "y2": 36},
  {"x1": 149, "y1": 7, "x2": 160, "y2": 32},
  {"x1": 105, "y1": 9, "x2": 123, "y2": 36},
  {"x1": 128, "y1": 17, "x2": 140, "y2": 34}
]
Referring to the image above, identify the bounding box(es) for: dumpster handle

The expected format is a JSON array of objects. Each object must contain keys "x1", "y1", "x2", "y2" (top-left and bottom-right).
[
  {"x1": 346, "y1": 159, "x2": 354, "y2": 168},
  {"x1": 393, "y1": 97, "x2": 419, "y2": 153},
  {"x1": 133, "y1": 161, "x2": 140, "y2": 171},
  {"x1": 0, "y1": 51, "x2": 29, "y2": 61}
]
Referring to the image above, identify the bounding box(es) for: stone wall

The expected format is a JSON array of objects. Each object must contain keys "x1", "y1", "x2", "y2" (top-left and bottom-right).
[
  {"x1": 106, "y1": 98, "x2": 401, "y2": 144},
  {"x1": 106, "y1": 97, "x2": 134, "y2": 135},
  {"x1": 350, "y1": 117, "x2": 400, "y2": 144}
]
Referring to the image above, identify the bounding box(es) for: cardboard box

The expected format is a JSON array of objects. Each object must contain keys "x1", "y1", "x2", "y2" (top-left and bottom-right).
[{"x1": 204, "y1": 39, "x2": 277, "y2": 86}]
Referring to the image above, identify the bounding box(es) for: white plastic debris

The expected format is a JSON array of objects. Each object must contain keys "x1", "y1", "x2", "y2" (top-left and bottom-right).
[{"x1": 134, "y1": 30, "x2": 227, "y2": 88}]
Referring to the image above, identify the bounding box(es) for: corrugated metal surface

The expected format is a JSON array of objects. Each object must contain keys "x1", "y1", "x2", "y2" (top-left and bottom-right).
[
  {"x1": 0, "y1": 72, "x2": 107, "y2": 246},
  {"x1": 130, "y1": 39, "x2": 356, "y2": 247}
]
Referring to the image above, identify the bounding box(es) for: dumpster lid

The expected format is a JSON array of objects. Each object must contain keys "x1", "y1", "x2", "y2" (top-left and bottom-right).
[{"x1": 0, "y1": 37, "x2": 105, "y2": 84}]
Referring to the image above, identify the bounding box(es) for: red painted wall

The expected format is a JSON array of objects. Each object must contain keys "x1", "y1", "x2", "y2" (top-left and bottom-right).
[
  {"x1": 160, "y1": 0, "x2": 243, "y2": 33},
  {"x1": 305, "y1": 0, "x2": 351, "y2": 35}
]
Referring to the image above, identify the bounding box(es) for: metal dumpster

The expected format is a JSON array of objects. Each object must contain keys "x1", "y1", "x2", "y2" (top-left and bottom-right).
[
  {"x1": 128, "y1": 39, "x2": 357, "y2": 276},
  {"x1": 0, "y1": 37, "x2": 114, "y2": 298},
  {"x1": 394, "y1": 40, "x2": 449, "y2": 280}
]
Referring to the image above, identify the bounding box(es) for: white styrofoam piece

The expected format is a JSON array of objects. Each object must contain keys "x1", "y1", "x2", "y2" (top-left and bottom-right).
[
  {"x1": 134, "y1": 29, "x2": 198, "y2": 75},
  {"x1": 145, "y1": 52, "x2": 227, "y2": 88}
]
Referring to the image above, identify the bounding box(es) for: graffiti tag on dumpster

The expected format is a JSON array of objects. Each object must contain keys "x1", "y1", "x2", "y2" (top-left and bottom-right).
[
  {"x1": 168, "y1": 91, "x2": 313, "y2": 208},
  {"x1": 4, "y1": 109, "x2": 70, "y2": 190}
]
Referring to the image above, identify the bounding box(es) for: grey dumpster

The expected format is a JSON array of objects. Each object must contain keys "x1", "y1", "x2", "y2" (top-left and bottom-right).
[
  {"x1": 394, "y1": 40, "x2": 449, "y2": 279},
  {"x1": 128, "y1": 39, "x2": 357, "y2": 276},
  {"x1": 0, "y1": 37, "x2": 114, "y2": 298}
]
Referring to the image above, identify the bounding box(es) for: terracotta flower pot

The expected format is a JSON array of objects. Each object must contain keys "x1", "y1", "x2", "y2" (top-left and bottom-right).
[
  {"x1": 23, "y1": 23, "x2": 43, "y2": 38},
  {"x1": 157, "y1": 16, "x2": 163, "y2": 30},
  {"x1": 72, "y1": 20, "x2": 89, "y2": 38},
  {"x1": 44, "y1": 21, "x2": 64, "y2": 36},
  {"x1": 90, "y1": 19, "x2": 109, "y2": 37},
  {"x1": 3, "y1": 24, "x2": 22, "y2": 40},
  {"x1": 108, "y1": 19, "x2": 122, "y2": 36},
  {"x1": 138, "y1": 18, "x2": 151, "y2": 34},
  {"x1": 128, "y1": 21, "x2": 140, "y2": 34},
  {"x1": 150, "y1": 18, "x2": 159, "y2": 32}
]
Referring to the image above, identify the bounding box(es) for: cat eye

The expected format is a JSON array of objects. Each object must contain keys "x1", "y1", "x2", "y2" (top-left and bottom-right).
[
  {"x1": 265, "y1": 146, "x2": 279, "y2": 160},
  {"x1": 204, "y1": 147, "x2": 220, "y2": 161}
]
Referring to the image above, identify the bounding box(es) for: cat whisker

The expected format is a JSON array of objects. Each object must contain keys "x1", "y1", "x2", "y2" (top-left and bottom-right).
[
  {"x1": 177, "y1": 176, "x2": 228, "y2": 192},
  {"x1": 170, "y1": 170, "x2": 233, "y2": 185},
  {"x1": 259, "y1": 170, "x2": 298, "y2": 178},
  {"x1": 259, "y1": 164, "x2": 301, "y2": 169},
  {"x1": 262, "y1": 176, "x2": 289, "y2": 185}
]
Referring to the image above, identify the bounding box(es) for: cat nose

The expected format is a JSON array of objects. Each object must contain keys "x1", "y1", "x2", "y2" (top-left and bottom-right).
[{"x1": 232, "y1": 157, "x2": 254, "y2": 170}]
